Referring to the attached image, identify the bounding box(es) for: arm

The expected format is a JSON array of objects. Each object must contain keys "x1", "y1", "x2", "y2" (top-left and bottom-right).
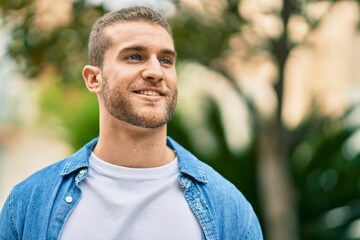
[
  {"x1": 242, "y1": 205, "x2": 263, "y2": 240},
  {"x1": 0, "y1": 192, "x2": 19, "y2": 240}
]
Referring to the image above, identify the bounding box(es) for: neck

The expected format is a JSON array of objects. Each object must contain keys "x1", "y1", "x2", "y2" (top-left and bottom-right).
[{"x1": 93, "y1": 118, "x2": 175, "y2": 168}]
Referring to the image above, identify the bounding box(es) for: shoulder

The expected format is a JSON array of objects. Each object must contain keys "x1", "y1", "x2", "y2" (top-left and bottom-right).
[
  {"x1": 0, "y1": 139, "x2": 97, "y2": 238},
  {"x1": 195, "y1": 160, "x2": 248, "y2": 210},
  {"x1": 10, "y1": 137, "x2": 97, "y2": 198},
  {"x1": 193, "y1": 159, "x2": 263, "y2": 239},
  {"x1": 10, "y1": 158, "x2": 68, "y2": 204},
  {"x1": 168, "y1": 137, "x2": 263, "y2": 239},
  {"x1": 0, "y1": 158, "x2": 69, "y2": 239},
  {"x1": 168, "y1": 137, "x2": 245, "y2": 200}
]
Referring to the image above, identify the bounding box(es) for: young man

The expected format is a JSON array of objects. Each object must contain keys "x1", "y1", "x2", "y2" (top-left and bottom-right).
[{"x1": 0, "y1": 6, "x2": 263, "y2": 240}]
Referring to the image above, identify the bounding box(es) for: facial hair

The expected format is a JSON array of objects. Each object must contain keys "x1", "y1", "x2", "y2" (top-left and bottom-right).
[{"x1": 101, "y1": 73, "x2": 177, "y2": 128}]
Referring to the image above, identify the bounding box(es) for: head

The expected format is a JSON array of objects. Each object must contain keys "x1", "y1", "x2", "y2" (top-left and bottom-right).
[
  {"x1": 88, "y1": 6, "x2": 173, "y2": 68},
  {"x1": 83, "y1": 6, "x2": 178, "y2": 129}
]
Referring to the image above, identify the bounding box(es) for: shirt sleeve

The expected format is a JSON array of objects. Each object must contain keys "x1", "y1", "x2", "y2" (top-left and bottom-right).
[
  {"x1": 242, "y1": 205, "x2": 264, "y2": 240},
  {"x1": 0, "y1": 191, "x2": 19, "y2": 240}
]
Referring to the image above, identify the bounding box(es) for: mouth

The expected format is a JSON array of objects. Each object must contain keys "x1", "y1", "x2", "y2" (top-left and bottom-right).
[{"x1": 133, "y1": 90, "x2": 164, "y2": 97}]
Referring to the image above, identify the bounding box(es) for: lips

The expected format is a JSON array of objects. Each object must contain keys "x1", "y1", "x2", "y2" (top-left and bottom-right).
[
  {"x1": 135, "y1": 90, "x2": 161, "y2": 96},
  {"x1": 133, "y1": 89, "x2": 165, "y2": 97}
]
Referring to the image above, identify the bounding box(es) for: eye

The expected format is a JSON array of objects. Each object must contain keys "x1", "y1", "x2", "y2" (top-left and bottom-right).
[
  {"x1": 160, "y1": 57, "x2": 173, "y2": 66},
  {"x1": 126, "y1": 54, "x2": 142, "y2": 61}
]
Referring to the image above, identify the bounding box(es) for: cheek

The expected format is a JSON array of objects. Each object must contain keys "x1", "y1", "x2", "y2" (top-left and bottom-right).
[
  {"x1": 104, "y1": 71, "x2": 130, "y2": 87},
  {"x1": 166, "y1": 71, "x2": 178, "y2": 88}
]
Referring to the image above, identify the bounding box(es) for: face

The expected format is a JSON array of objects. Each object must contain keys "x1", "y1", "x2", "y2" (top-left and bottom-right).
[{"x1": 99, "y1": 21, "x2": 178, "y2": 129}]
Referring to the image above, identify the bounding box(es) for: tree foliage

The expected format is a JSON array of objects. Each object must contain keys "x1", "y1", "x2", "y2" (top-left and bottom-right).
[{"x1": 0, "y1": 0, "x2": 104, "y2": 83}]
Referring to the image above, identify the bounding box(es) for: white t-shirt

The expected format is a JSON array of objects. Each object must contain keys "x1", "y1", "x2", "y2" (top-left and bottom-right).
[{"x1": 60, "y1": 152, "x2": 203, "y2": 240}]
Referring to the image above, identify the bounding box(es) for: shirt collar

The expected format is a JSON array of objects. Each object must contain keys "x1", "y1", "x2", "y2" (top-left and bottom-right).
[
  {"x1": 60, "y1": 138, "x2": 97, "y2": 176},
  {"x1": 61, "y1": 137, "x2": 208, "y2": 184},
  {"x1": 167, "y1": 137, "x2": 208, "y2": 184}
]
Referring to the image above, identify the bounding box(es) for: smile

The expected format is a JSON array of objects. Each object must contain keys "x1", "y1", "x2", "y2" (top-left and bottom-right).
[{"x1": 134, "y1": 90, "x2": 163, "y2": 96}]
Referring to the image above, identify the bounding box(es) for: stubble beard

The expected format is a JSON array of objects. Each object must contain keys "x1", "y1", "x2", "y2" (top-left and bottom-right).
[{"x1": 101, "y1": 74, "x2": 177, "y2": 129}]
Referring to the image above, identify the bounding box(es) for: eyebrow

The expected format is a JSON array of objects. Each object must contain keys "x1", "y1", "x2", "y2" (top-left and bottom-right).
[{"x1": 120, "y1": 45, "x2": 177, "y2": 58}]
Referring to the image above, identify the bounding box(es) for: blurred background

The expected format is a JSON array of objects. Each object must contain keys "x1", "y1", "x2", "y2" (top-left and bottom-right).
[{"x1": 0, "y1": 0, "x2": 360, "y2": 239}]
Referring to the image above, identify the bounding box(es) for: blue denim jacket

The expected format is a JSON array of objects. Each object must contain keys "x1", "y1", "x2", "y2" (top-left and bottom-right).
[{"x1": 0, "y1": 137, "x2": 263, "y2": 240}]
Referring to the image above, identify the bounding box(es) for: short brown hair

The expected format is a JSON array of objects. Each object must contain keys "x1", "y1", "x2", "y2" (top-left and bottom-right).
[{"x1": 88, "y1": 6, "x2": 172, "y2": 67}]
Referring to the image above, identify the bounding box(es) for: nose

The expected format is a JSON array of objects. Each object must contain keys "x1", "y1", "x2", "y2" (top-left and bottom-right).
[{"x1": 141, "y1": 57, "x2": 164, "y2": 82}]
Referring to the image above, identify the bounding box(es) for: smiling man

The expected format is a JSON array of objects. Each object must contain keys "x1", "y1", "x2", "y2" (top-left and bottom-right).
[{"x1": 0, "y1": 6, "x2": 263, "y2": 240}]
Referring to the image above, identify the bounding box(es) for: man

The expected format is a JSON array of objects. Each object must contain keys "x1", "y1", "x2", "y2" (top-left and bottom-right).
[{"x1": 0, "y1": 6, "x2": 263, "y2": 240}]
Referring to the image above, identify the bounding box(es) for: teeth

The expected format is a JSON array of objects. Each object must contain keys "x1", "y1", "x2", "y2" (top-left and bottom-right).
[{"x1": 137, "y1": 90, "x2": 161, "y2": 96}]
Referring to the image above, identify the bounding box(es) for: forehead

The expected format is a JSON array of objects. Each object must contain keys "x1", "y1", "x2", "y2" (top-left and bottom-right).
[{"x1": 104, "y1": 21, "x2": 175, "y2": 51}]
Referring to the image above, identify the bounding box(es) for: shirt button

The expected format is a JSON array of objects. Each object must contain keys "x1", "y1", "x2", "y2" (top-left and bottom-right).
[
  {"x1": 79, "y1": 169, "x2": 87, "y2": 175},
  {"x1": 65, "y1": 196, "x2": 73, "y2": 203}
]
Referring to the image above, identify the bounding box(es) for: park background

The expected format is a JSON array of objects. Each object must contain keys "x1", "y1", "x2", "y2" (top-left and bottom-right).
[{"x1": 0, "y1": 0, "x2": 360, "y2": 239}]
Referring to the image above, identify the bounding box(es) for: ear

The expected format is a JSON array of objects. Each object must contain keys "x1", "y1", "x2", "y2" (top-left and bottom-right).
[{"x1": 82, "y1": 65, "x2": 102, "y2": 93}]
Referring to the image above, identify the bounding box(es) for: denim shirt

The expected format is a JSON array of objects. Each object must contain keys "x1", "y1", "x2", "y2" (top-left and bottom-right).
[{"x1": 0, "y1": 137, "x2": 263, "y2": 240}]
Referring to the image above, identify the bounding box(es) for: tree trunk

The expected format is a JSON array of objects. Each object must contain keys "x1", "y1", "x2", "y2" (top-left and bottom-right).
[{"x1": 257, "y1": 124, "x2": 299, "y2": 240}]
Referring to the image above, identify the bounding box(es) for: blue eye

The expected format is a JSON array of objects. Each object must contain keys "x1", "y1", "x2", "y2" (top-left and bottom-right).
[
  {"x1": 160, "y1": 58, "x2": 173, "y2": 65},
  {"x1": 127, "y1": 54, "x2": 141, "y2": 61}
]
